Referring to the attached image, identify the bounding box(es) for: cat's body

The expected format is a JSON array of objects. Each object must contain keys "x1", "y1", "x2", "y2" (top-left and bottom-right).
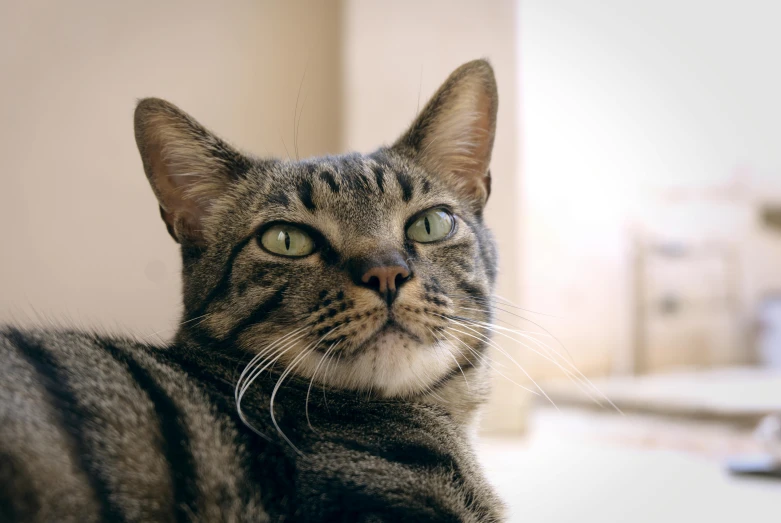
[
  {"x1": 0, "y1": 60, "x2": 506, "y2": 521},
  {"x1": 0, "y1": 328, "x2": 501, "y2": 522}
]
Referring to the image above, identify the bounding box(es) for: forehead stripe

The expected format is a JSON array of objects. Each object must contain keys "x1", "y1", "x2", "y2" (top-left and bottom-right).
[
  {"x1": 318, "y1": 170, "x2": 340, "y2": 193},
  {"x1": 373, "y1": 166, "x2": 385, "y2": 193},
  {"x1": 297, "y1": 179, "x2": 316, "y2": 211},
  {"x1": 267, "y1": 190, "x2": 290, "y2": 207},
  {"x1": 395, "y1": 170, "x2": 414, "y2": 202}
]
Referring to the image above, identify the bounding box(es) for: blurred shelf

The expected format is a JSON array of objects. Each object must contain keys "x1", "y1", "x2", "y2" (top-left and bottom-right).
[{"x1": 538, "y1": 367, "x2": 781, "y2": 429}]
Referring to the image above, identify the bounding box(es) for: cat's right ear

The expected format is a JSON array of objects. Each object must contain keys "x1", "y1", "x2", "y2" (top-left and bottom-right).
[
  {"x1": 392, "y1": 60, "x2": 498, "y2": 211},
  {"x1": 134, "y1": 98, "x2": 250, "y2": 247}
]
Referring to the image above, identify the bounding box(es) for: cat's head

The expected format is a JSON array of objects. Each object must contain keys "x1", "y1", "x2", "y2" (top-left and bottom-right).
[{"x1": 135, "y1": 60, "x2": 498, "y2": 399}]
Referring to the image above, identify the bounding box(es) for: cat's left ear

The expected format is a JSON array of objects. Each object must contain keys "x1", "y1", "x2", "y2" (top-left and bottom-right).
[
  {"x1": 134, "y1": 98, "x2": 250, "y2": 247},
  {"x1": 393, "y1": 59, "x2": 498, "y2": 209}
]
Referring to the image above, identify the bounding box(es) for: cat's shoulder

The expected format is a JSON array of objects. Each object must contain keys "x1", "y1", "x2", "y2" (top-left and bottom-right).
[{"x1": 0, "y1": 324, "x2": 167, "y2": 356}]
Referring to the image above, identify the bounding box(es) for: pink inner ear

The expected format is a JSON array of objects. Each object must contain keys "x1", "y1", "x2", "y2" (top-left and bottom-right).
[
  {"x1": 135, "y1": 98, "x2": 243, "y2": 246},
  {"x1": 390, "y1": 61, "x2": 497, "y2": 206},
  {"x1": 146, "y1": 140, "x2": 207, "y2": 244},
  {"x1": 456, "y1": 92, "x2": 494, "y2": 201},
  {"x1": 419, "y1": 80, "x2": 496, "y2": 205},
  {"x1": 471, "y1": 94, "x2": 494, "y2": 174}
]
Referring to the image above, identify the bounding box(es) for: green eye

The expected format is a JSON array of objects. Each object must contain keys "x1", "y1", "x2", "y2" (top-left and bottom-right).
[
  {"x1": 406, "y1": 208, "x2": 455, "y2": 243},
  {"x1": 259, "y1": 224, "x2": 315, "y2": 257}
]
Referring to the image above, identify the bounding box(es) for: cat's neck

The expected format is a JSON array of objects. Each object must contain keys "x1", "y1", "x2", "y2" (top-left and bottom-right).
[
  {"x1": 417, "y1": 362, "x2": 492, "y2": 427},
  {"x1": 173, "y1": 328, "x2": 490, "y2": 430}
]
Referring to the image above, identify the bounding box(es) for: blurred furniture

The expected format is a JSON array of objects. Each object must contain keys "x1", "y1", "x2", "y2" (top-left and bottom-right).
[
  {"x1": 758, "y1": 294, "x2": 781, "y2": 369},
  {"x1": 631, "y1": 237, "x2": 741, "y2": 374}
]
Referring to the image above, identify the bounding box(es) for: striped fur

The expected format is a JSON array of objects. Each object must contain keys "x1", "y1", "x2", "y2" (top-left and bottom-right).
[
  {"x1": 0, "y1": 328, "x2": 503, "y2": 521},
  {"x1": 1, "y1": 60, "x2": 506, "y2": 521}
]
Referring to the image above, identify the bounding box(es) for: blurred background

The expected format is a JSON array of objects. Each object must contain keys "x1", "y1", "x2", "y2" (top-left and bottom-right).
[{"x1": 1, "y1": 0, "x2": 780, "y2": 521}]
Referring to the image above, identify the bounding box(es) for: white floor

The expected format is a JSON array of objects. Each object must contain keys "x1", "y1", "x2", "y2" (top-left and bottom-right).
[{"x1": 478, "y1": 436, "x2": 781, "y2": 523}]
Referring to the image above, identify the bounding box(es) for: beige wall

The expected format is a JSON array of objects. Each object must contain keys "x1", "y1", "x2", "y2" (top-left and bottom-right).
[{"x1": 0, "y1": 0, "x2": 342, "y2": 337}]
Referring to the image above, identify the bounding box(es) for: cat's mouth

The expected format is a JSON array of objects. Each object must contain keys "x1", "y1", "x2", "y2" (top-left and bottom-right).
[{"x1": 370, "y1": 317, "x2": 422, "y2": 344}]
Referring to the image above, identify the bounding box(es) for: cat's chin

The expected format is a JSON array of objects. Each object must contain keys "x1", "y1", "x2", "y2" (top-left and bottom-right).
[
  {"x1": 298, "y1": 328, "x2": 463, "y2": 399},
  {"x1": 366, "y1": 318, "x2": 422, "y2": 345}
]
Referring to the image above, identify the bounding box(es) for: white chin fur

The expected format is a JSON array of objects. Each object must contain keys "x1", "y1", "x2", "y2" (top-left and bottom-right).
[{"x1": 314, "y1": 330, "x2": 458, "y2": 398}]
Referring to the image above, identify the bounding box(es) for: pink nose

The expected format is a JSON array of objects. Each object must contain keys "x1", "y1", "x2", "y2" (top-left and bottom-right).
[
  {"x1": 349, "y1": 251, "x2": 413, "y2": 305},
  {"x1": 362, "y1": 265, "x2": 411, "y2": 297}
]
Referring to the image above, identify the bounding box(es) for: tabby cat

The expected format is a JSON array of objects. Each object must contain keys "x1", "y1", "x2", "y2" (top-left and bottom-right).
[{"x1": 0, "y1": 59, "x2": 505, "y2": 522}]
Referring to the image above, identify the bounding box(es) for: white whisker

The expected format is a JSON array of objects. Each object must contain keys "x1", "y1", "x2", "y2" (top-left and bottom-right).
[
  {"x1": 447, "y1": 292, "x2": 561, "y2": 318},
  {"x1": 427, "y1": 327, "x2": 470, "y2": 391},
  {"x1": 236, "y1": 327, "x2": 309, "y2": 404},
  {"x1": 236, "y1": 327, "x2": 309, "y2": 399},
  {"x1": 438, "y1": 328, "x2": 540, "y2": 396},
  {"x1": 448, "y1": 292, "x2": 574, "y2": 363},
  {"x1": 269, "y1": 327, "x2": 340, "y2": 454},
  {"x1": 305, "y1": 340, "x2": 341, "y2": 431},
  {"x1": 457, "y1": 306, "x2": 552, "y2": 337},
  {"x1": 439, "y1": 317, "x2": 557, "y2": 409},
  {"x1": 235, "y1": 329, "x2": 311, "y2": 440},
  {"x1": 323, "y1": 351, "x2": 344, "y2": 409},
  {"x1": 451, "y1": 315, "x2": 621, "y2": 413}
]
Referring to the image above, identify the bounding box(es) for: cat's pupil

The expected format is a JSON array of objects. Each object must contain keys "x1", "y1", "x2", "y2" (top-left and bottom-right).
[
  {"x1": 276, "y1": 230, "x2": 291, "y2": 251},
  {"x1": 424, "y1": 216, "x2": 431, "y2": 235}
]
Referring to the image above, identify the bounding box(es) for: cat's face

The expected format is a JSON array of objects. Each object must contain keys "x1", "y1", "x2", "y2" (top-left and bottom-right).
[{"x1": 135, "y1": 60, "x2": 499, "y2": 398}]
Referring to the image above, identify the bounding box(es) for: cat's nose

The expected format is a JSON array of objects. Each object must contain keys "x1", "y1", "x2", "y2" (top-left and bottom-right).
[
  {"x1": 350, "y1": 252, "x2": 412, "y2": 305},
  {"x1": 361, "y1": 265, "x2": 411, "y2": 305}
]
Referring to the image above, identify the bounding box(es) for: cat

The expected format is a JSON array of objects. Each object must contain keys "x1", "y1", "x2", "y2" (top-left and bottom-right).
[{"x1": 0, "y1": 59, "x2": 505, "y2": 522}]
